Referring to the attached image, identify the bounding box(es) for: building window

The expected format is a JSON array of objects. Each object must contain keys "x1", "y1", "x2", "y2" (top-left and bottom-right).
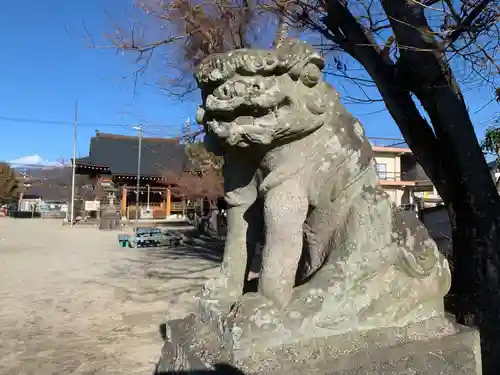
[{"x1": 376, "y1": 163, "x2": 387, "y2": 180}]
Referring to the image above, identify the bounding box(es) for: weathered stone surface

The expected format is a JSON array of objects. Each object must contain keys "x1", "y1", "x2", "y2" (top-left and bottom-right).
[
  {"x1": 155, "y1": 38, "x2": 480, "y2": 374},
  {"x1": 193, "y1": 37, "x2": 452, "y2": 341},
  {"x1": 195, "y1": 296, "x2": 454, "y2": 363},
  {"x1": 156, "y1": 315, "x2": 481, "y2": 374}
]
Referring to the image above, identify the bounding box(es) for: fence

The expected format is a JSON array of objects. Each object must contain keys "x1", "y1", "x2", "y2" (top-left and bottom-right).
[
  {"x1": 10, "y1": 199, "x2": 69, "y2": 219},
  {"x1": 171, "y1": 201, "x2": 202, "y2": 213},
  {"x1": 376, "y1": 171, "x2": 402, "y2": 181},
  {"x1": 419, "y1": 205, "x2": 452, "y2": 258},
  {"x1": 39, "y1": 201, "x2": 68, "y2": 218},
  {"x1": 125, "y1": 203, "x2": 173, "y2": 220}
]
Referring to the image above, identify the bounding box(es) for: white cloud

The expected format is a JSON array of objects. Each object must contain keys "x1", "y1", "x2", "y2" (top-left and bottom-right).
[{"x1": 8, "y1": 154, "x2": 62, "y2": 168}]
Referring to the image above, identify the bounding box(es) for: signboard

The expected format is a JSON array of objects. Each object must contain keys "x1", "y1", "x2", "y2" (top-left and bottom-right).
[{"x1": 85, "y1": 200, "x2": 101, "y2": 211}]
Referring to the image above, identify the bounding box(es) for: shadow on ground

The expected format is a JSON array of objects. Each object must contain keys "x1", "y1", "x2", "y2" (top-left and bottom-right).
[
  {"x1": 146, "y1": 230, "x2": 224, "y2": 263},
  {"x1": 113, "y1": 230, "x2": 224, "y2": 278},
  {"x1": 137, "y1": 229, "x2": 263, "y2": 295},
  {"x1": 101, "y1": 230, "x2": 226, "y2": 307},
  {"x1": 155, "y1": 363, "x2": 245, "y2": 375}
]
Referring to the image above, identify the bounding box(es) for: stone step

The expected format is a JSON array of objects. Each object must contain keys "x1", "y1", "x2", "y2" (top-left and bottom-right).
[{"x1": 155, "y1": 315, "x2": 481, "y2": 375}]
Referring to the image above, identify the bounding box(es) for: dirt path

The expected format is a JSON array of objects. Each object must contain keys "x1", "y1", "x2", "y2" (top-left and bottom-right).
[{"x1": 0, "y1": 219, "x2": 221, "y2": 375}]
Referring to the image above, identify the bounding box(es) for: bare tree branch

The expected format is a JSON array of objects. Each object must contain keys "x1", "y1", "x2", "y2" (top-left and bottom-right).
[{"x1": 445, "y1": 0, "x2": 492, "y2": 46}]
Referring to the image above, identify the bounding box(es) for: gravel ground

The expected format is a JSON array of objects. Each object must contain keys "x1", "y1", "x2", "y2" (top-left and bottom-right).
[{"x1": 0, "y1": 218, "x2": 222, "y2": 375}]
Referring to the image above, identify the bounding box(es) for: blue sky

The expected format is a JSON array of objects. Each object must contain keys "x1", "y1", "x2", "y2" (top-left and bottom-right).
[{"x1": 0, "y1": 1, "x2": 497, "y2": 166}]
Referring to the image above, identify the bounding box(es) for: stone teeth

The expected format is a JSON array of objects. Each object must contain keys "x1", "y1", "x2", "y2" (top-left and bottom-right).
[{"x1": 213, "y1": 78, "x2": 270, "y2": 101}]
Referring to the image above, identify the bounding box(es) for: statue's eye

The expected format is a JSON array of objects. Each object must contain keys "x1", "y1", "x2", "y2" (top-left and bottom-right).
[
  {"x1": 300, "y1": 63, "x2": 321, "y2": 87},
  {"x1": 254, "y1": 58, "x2": 263, "y2": 68},
  {"x1": 214, "y1": 84, "x2": 231, "y2": 99}
]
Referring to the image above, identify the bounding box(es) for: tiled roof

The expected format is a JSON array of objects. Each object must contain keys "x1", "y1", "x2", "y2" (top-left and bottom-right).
[{"x1": 75, "y1": 132, "x2": 195, "y2": 177}]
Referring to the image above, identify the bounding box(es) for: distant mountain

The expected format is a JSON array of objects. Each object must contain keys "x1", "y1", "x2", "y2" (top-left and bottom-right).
[
  {"x1": 17, "y1": 166, "x2": 94, "y2": 201},
  {"x1": 14, "y1": 164, "x2": 67, "y2": 176},
  {"x1": 17, "y1": 165, "x2": 71, "y2": 180}
]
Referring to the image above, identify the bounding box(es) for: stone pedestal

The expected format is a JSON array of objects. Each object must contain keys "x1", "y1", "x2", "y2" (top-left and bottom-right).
[{"x1": 156, "y1": 312, "x2": 481, "y2": 375}]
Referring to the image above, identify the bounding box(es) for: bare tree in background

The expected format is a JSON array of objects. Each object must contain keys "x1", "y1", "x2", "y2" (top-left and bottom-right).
[
  {"x1": 0, "y1": 162, "x2": 18, "y2": 202},
  {"x1": 102, "y1": 0, "x2": 285, "y2": 96},
  {"x1": 105, "y1": 1, "x2": 500, "y2": 372},
  {"x1": 163, "y1": 169, "x2": 223, "y2": 201},
  {"x1": 300, "y1": 5, "x2": 500, "y2": 372},
  {"x1": 164, "y1": 119, "x2": 224, "y2": 201},
  {"x1": 482, "y1": 91, "x2": 500, "y2": 162},
  {"x1": 183, "y1": 119, "x2": 224, "y2": 172}
]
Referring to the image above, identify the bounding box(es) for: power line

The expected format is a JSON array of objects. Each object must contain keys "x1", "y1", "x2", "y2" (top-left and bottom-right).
[
  {"x1": 0, "y1": 115, "x2": 182, "y2": 129},
  {"x1": 2, "y1": 130, "x2": 184, "y2": 168}
]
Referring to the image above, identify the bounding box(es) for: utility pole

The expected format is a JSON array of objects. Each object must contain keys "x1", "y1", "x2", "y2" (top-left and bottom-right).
[
  {"x1": 70, "y1": 100, "x2": 78, "y2": 227},
  {"x1": 133, "y1": 125, "x2": 143, "y2": 223},
  {"x1": 185, "y1": 117, "x2": 191, "y2": 141},
  {"x1": 182, "y1": 117, "x2": 191, "y2": 143}
]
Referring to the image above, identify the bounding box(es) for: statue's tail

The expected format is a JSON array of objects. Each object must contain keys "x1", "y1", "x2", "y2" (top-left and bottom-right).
[{"x1": 393, "y1": 210, "x2": 446, "y2": 278}]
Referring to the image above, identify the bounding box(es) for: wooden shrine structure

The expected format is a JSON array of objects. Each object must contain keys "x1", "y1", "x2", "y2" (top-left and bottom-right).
[{"x1": 75, "y1": 131, "x2": 200, "y2": 219}]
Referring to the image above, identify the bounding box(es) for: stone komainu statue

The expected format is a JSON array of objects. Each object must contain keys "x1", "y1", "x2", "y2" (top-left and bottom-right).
[{"x1": 195, "y1": 39, "x2": 451, "y2": 333}]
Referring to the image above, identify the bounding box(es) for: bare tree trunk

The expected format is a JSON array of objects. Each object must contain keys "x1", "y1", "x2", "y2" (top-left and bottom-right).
[
  {"x1": 323, "y1": 1, "x2": 500, "y2": 373},
  {"x1": 450, "y1": 199, "x2": 500, "y2": 374},
  {"x1": 273, "y1": 10, "x2": 289, "y2": 46}
]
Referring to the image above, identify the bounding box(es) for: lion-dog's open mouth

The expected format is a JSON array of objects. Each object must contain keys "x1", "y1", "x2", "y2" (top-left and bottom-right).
[
  {"x1": 198, "y1": 74, "x2": 293, "y2": 147},
  {"x1": 205, "y1": 76, "x2": 289, "y2": 121}
]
